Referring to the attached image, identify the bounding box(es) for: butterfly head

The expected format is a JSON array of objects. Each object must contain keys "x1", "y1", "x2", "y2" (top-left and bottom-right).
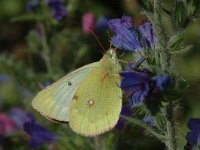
[{"x1": 101, "y1": 48, "x2": 121, "y2": 71}]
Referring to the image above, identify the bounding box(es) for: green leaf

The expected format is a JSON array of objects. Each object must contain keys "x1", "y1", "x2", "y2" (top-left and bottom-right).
[
  {"x1": 187, "y1": 0, "x2": 200, "y2": 16},
  {"x1": 26, "y1": 31, "x2": 42, "y2": 53},
  {"x1": 155, "y1": 113, "x2": 166, "y2": 132},
  {"x1": 11, "y1": 13, "x2": 39, "y2": 22},
  {"x1": 174, "y1": 1, "x2": 188, "y2": 27},
  {"x1": 169, "y1": 45, "x2": 193, "y2": 54},
  {"x1": 167, "y1": 31, "x2": 185, "y2": 50},
  {"x1": 167, "y1": 30, "x2": 193, "y2": 55},
  {"x1": 11, "y1": 13, "x2": 57, "y2": 24}
]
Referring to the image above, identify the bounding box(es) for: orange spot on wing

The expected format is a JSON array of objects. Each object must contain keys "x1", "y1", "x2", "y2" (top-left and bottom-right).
[{"x1": 102, "y1": 72, "x2": 110, "y2": 80}]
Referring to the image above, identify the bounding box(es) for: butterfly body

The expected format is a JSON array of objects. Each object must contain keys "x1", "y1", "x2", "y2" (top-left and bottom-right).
[{"x1": 32, "y1": 48, "x2": 122, "y2": 136}]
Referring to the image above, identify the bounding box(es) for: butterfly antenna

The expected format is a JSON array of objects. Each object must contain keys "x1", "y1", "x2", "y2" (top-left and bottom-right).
[
  {"x1": 107, "y1": 31, "x2": 114, "y2": 49},
  {"x1": 107, "y1": 30, "x2": 112, "y2": 41},
  {"x1": 89, "y1": 27, "x2": 106, "y2": 53}
]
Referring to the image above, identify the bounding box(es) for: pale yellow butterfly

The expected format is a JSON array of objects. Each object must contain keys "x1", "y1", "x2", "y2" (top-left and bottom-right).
[{"x1": 32, "y1": 48, "x2": 122, "y2": 136}]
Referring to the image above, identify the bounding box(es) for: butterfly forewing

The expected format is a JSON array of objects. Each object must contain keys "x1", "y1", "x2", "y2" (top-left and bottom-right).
[{"x1": 32, "y1": 62, "x2": 100, "y2": 122}]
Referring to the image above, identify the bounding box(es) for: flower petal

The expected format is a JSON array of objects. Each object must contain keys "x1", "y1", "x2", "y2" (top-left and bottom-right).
[
  {"x1": 111, "y1": 30, "x2": 143, "y2": 51},
  {"x1": 108, "y1": 16, "x2": 157, "y2": 51},
  {"x1": 116, "y1": 106, "x2": 132, "y2": 129},
  {"x1": 108, "y1": 16, "x2": 134, "y2": 32},
  {"x1": 128, "y1": 83, "x2": 149, "y2": 108},
  {"x1": 10, "y1": 108, "x2": 31, "y2": 130},
  {"x1": 82, "y1": 12, "x2": 95, "y2": 35},
  {"x1": 0, "y1": 113, "x2": 16, "y2": 135},
  {"x1": 47, "y1": 0, "x2": 67, "y2": 21},
  {"x1": 153, "y1": 74, "x2": 171, "y2": 91},
  {"x1": 188, "y1": 118, "x2": 200, "y2": 130},
  {"x1": 138, "y1": 22, "x2": 156, "y2": 46},
  {"x1": 120, "y1": 71, "x2": 151, "y2": 89},
  {"x1": 186, "y1": 131, "x2": 200, "y2": 145},
  {"x1": 24, "y1": 122, "x2": 56, "y2": 148}
]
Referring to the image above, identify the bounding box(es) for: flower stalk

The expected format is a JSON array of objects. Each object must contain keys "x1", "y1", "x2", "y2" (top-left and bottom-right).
[
  {"x1": 164, "y1": 102, "x2": 177, "y2": 150},
  {"x1": 153, "y1": 0, "x2": 168, "y2": 72},
  {"x1": 40, "y1": 23, "x2": 53, "y2": 74},
  {"x1": 153, "y1": 0, "x2": 177, "y2": 150}
]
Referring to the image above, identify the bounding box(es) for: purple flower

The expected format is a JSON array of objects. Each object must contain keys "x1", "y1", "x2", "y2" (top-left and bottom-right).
[
  {"x1": 116, "y1": 106, "x2": 132, "y2": 129},
  {"x1": 26, "y1": 0, "x2": 39, "y2": 11},
  {"x1": 10, "y1": 108, "x2": 56, "y2": 148},
  {"x1": 82, "y1": 12, "x2": 95, "y2": 35},
  {"x1": 108, "y1": 16, "x2": 156, "y2": 51},
  {"x1": 108, "y1": 16, "x2": 134, "y2": 32},
  {"x1": 186, "y1": 118, "x2": 200, "y2": 146},
  {"x1": 47, "y1": 0, "x2": 67, "y2": 21},
  {"x1": 138, "y1": 22, "x2": 156, "y2": 47},
  {"x1": 24, "y1": 115, "x2": 56, "y2": 149},
  {"x1": 153, "y1": 74, "x2": 171, "y2": 92},
  {"x1": 120, "y1": 71, "x2": 151, "y2": 108},
  {"x1": 108, "y1": 16, "x2": 143, "y2": 51},
  {"x1": 95, "y1": 16, "x2": 109, "y2": 32},
  {"x1": 10, "y1": 108, "x2": 31, "y2": 129},
  {"x1": 120, "y1": 61, "x2": 171, "y2": 108},
  {"x1": 0, "y1": 113, "x2": 17, "y2": 135}
]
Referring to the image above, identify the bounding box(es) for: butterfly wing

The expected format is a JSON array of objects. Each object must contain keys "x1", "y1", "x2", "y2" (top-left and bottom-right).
[
  {"x1": 32, "y1": 62, "x2": 100, "y2": 122},
  {"x1": 69, "y1": 60, "x2": 122, "y2": 136}
]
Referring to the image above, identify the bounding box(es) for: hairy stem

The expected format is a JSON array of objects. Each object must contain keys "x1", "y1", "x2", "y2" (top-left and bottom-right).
[
  {"x1": 153, "y1": 0, "x2": 177, "y2": 150},
  {"x1": 121, "y1": 115, "x2": 167, "y2": 142},
  {"x1": 153, "y1": 0, "x2": 169, "y2": 72},
  {"x1": 164, "y1": 102, "x2": 177, "y2": 150}
]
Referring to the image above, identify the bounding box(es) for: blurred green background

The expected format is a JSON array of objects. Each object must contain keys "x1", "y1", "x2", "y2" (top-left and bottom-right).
[{"x1": 0, "y1": 0, "x2": 200, "y2": 149}]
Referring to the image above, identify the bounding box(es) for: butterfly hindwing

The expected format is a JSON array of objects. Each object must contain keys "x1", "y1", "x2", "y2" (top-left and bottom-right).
[
  {"x1": 32, "y1": 62, "x2": 100, "y2": 122},
  {"x1": 69, "y1": 55, "x2": 122, "y2": 136}
]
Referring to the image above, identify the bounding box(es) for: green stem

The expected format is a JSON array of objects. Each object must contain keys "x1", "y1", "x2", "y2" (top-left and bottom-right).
[
  {"x1": 164, "y1": 103, "x2": 177, "y2": 150},
  {"x1": 121, "y1": 115, "x2": 167, "y2": 142},
  {"x1": 37, "y1": 5, "x2": 52, "y2": 75},
  {"x1": 94, "y1": 136, "x2": 102, "y2": 150},
  {"x1": 40, "y1": 23, "x2": 53, "y2": 74},
  {"x1": 154, "y1": 0, "x2": 166, "y2": 48},
  {"x1": 153, "y1": 1, "x2": 176, "y2": 149},
  {"x1": 153, "y1": 0, "x2": 169, "y2": 72}
]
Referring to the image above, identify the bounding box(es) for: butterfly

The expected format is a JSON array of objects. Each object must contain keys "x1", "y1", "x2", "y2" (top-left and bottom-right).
[{"x1": 32, "y1": 48, "x2": 122, "y2": 136}]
